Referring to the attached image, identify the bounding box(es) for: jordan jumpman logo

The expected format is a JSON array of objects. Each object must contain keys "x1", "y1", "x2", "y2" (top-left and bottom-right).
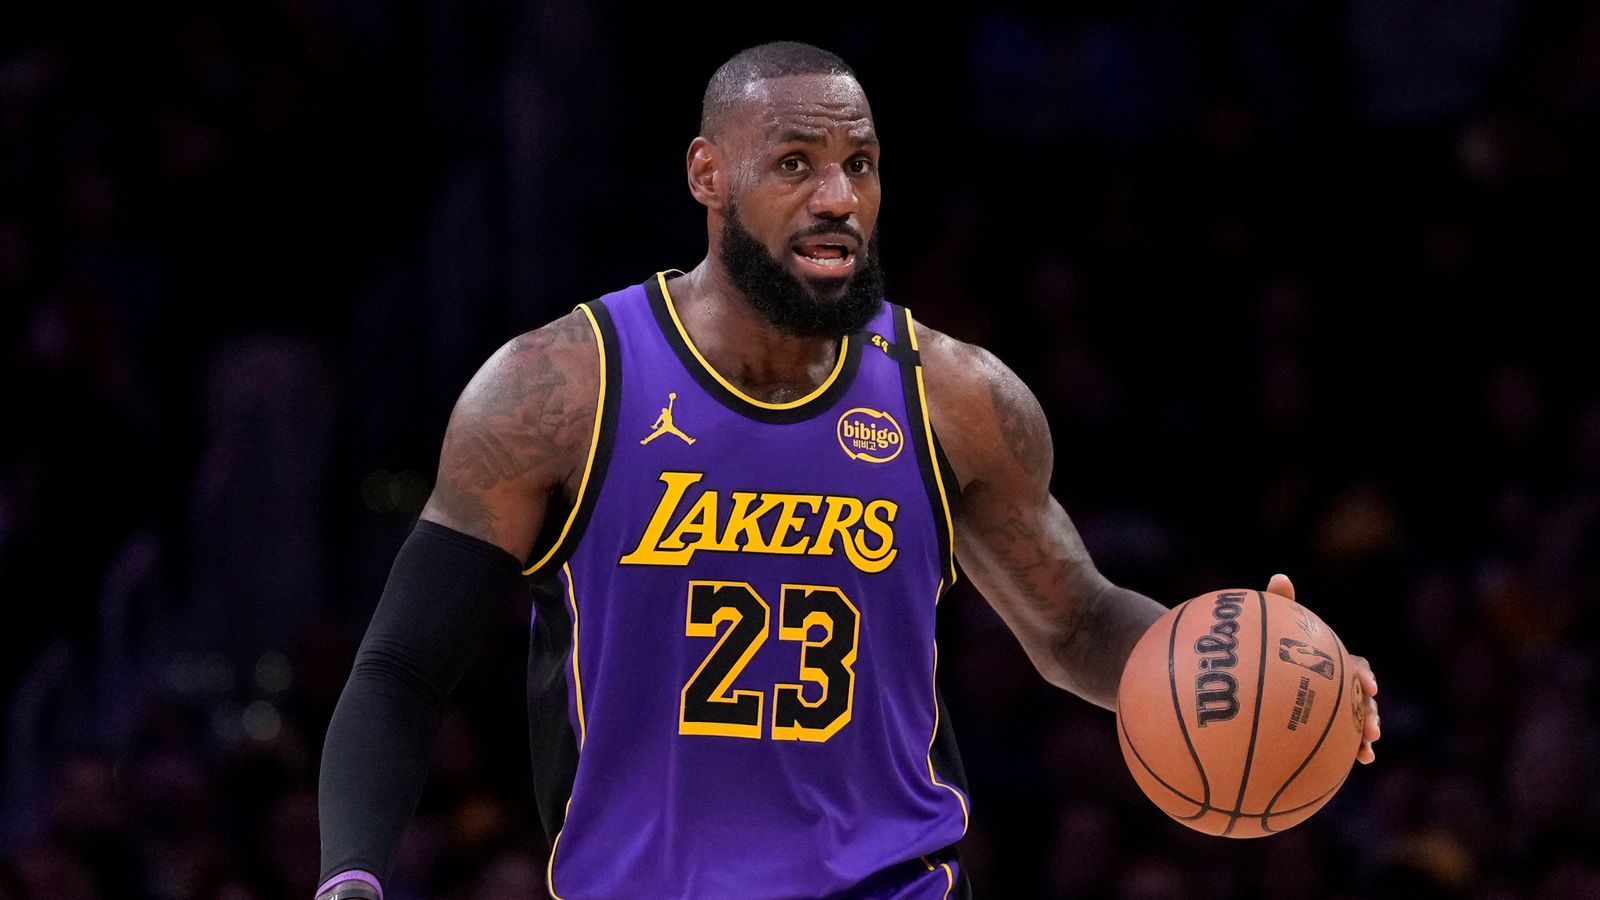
[{"x1": 642, "y1": 392, "x2": 696, "y2": 445}]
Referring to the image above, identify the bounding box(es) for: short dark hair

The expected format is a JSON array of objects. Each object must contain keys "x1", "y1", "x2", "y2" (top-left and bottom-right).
[{"x1": 700, "y1": 41, "x2": 858, "y2": 137}]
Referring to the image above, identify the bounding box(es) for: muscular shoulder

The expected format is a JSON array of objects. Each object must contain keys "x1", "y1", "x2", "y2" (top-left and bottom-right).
[
  {"x1": 448, "y1": 310, "x2": 600, "y2": 442},
  {"x1": 913, "y1": 320, "x2": 1052, "y2": 497},
  {"x1": 422, "y1": 308, "x2": 601, "y2": 556}
]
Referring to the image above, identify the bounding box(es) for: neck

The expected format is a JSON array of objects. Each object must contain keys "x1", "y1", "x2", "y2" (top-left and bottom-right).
[{"x1": 668, "y1": 258, "x2": 844, "y2": 404}]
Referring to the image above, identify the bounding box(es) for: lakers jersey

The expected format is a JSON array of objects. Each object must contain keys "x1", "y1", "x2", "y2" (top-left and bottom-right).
[{"x1": 523, "y1": 271, "x2": 970, "y2": 899}]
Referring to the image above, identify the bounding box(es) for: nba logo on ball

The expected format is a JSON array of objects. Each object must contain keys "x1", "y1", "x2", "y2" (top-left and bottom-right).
[
  {"x1": 1116, "y1": 590, "x2": 1365, "y2": 838},
  {"x1": 837, "y1": 408, "x2": 903, "y2": 463}
]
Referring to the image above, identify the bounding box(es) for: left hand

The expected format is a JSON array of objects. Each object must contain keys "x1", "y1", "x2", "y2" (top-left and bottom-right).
[{"x1": 1267, "y1": 573, "x2": 1381, "y2": 764}]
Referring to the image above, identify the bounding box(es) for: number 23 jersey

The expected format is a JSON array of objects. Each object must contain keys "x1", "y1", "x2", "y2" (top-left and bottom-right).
[{"x1": 525, "y1": 271, "x2": 969, "y2": 899}]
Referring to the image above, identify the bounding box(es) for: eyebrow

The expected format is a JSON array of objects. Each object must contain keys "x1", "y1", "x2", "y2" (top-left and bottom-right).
[{"x1": 772, "y1": 128, "x2": 879, "y2": 148}]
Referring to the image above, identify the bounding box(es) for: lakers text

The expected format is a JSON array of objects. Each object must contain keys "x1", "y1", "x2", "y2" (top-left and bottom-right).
[{"x1": 620, "y1": 471, "x2": 899, "y2": 573}]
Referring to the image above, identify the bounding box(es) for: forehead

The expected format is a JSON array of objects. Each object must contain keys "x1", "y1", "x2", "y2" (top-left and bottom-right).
[{"x1": 733, "y1": 73, "x2": 876, "y2": 145}]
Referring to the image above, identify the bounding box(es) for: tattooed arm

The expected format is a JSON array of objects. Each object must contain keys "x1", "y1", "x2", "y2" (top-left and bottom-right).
[
  {"x1": 421, "y1": 309, "x2": 601, "y2": 556},
  {"x1": 917, "y1": 324, "x2": 1384, "y2": 757},
  {"x1": 918, "y1": 324, "x2": 1166, "y2": 710},
  {"x1": 316, "y1": 312, "x2": 598, "y2": 898}
]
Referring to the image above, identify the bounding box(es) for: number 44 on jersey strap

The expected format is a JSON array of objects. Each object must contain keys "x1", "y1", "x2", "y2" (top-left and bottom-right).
[{"x1": 679, "y1": 580, "x2": 860, "y2": 742}]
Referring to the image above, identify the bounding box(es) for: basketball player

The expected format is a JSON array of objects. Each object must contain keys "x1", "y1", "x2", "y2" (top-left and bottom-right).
[{"x1": 316, "y1": 42, "x2": 1381, "y2": 899}]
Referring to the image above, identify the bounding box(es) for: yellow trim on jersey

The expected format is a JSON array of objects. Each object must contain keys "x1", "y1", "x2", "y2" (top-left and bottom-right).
[
  {"x1": 546, "y1": 797, "x2": 573, "y2": 899},
  {"x1": 904, "y1": 307, "x2": 958, "y2": 591},
  {"x1": 656, "y1": 271, "x2": 850, "y2": 410},
  {"x1": 564, "y1": 563, "x2": 587, "y2": 747},
  {"x1": 926, "y1": 608, "x2": 971, "y2": 834},
  {"x1": 546, "y1": 566, "x2": 586, "y2": 899},
  {"x1": 524, "y1": 303, "x2": 607, "y2": 577},
  {"x1": 920, "y1": 852, "x2": 956, "y2": 896}
]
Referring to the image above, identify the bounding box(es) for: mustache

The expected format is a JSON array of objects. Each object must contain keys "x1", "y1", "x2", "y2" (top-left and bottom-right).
[{"x1": 790, "y1": 221, "x2": 865, "y2": 245}]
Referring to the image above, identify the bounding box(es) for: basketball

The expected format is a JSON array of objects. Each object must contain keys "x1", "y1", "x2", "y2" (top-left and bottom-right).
[{"x1": 1115, "y1": 589, "x2": 1365, "y2": 837}]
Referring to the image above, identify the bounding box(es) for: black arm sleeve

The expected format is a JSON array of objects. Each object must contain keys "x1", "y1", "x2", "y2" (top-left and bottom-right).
[{"x1": 317, "y1": 519, "x2": 524, "y2": 889}]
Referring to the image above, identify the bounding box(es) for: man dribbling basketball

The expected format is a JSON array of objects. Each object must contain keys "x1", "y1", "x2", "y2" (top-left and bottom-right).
[{"x1": 315, "y1": 41, "x2": 1381, "y2": 899}]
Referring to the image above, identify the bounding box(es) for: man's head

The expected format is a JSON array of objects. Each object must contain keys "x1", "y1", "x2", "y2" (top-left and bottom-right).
[{"x1": 688, "y1": 42, "x2": 883, "y2": 338}]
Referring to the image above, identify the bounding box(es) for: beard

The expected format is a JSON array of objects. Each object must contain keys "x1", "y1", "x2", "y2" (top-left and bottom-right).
[{"x1": 718, "y1": 203, "x2": 884, "y2": 339}]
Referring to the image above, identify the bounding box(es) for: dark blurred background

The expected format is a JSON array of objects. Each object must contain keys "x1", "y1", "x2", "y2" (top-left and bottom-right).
[{"x1": 4, "y1": 1, "x2": 1599, "y2": 898}]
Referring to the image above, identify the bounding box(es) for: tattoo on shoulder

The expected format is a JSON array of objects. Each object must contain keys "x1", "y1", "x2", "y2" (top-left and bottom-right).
[
  {"x1": 434, "y1": 312, "x2": 597, "y2": 535},
  {"x1": 921, "y1": 328, "x2": 1054, "y2": 489},
  {"x1": 987, "y1": 364, "x2": 1052, "y2": 474}
]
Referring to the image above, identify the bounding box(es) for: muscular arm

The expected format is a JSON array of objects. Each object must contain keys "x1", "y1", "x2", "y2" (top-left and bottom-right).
[
  {"x1": 422, "y1": 309, "x2": 601, "y2": 556},
  {"x1": 317, "y1": 312, "x2": 598, "y2": 897},
  {"x1": 919, "y1": 324, "x2": 1166, "y2": 710}
]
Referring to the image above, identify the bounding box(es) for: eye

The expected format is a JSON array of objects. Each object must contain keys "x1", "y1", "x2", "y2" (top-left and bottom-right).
[
  {"x1": 779, "y1": 156, "x2": 808, "y2": 174},
  {"x1": 847, "y1": 157, "x2": 874, "y2": 175}
]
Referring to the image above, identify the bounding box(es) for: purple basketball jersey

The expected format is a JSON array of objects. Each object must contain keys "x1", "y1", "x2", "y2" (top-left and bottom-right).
[{"x1": 525, "y1": 271, "x2": 969, "y2": 898}]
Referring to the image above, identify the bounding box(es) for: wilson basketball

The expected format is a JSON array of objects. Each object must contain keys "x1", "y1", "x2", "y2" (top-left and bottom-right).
[{"x1": 1115, "y1": 589, "x2": 1364, "y2": 837}]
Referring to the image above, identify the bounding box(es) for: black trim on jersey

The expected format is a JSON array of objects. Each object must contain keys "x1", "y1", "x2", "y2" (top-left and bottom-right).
[
  {"x1": 523, "y1": 300, "x2": 622, "y2": 576},
  {"x1": 927, "y1": 841, "x2": 973, "y2": 899},
  {"x1": 892, "y1": 303, "x2": 971, "y2": 893},
  {"x1": 863, "y1": 329, "x2": 922, "y2": 367},
  {"x1": 952, "y1": 861, "x2": 975, "y2": 899},
  {"x1": 856, "y1": 841, "x2": 967, "y2": 897},
  {"x1": 931, "y1": 428, "x2": 964, "y2": 515},
  {"x1": 930, "y1": 680, "x2": 971, "y2": 822},
  {"x1": 890, "y1": 304, "x2": 958, "y2": 590},
  {"x1": 644, "y1": 272, "x2": 865, "y2": 425},
  {"x1": 526, "y1": 573, "x2": 580, "y2": 843}
]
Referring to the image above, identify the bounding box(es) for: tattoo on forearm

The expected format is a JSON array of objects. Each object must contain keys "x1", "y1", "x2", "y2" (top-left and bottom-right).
[
  {"x1": 933, "y1": 329, "x2": 1161, "y2": 708},
  {"x1": 963, "y1": 485, "x2": 1147, "y2": 707},
  {"x1": 981, "y1": 504, "x2": 1089, "y2": 623}
]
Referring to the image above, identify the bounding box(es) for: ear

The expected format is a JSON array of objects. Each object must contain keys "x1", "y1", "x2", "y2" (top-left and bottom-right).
[{"x1": 687, "y1": 136, "x2": 725, "y2": 211}]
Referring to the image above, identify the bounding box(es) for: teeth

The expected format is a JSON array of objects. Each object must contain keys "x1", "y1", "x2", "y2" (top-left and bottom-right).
[{"x1": 795, "y1": 250, "x2": 849, "y2": 267}]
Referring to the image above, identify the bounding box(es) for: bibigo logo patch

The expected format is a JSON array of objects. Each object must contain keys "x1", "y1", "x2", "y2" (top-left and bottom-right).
[{"x1": 836, "y1": 407, "x2": 904, "y2": 463}]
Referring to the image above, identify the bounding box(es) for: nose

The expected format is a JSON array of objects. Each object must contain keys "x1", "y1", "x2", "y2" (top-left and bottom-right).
[{"x1": 808, "y1": 163, "x2": 859, "y2": 220}]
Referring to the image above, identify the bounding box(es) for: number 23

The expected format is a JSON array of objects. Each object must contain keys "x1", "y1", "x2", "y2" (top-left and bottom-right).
[{"x1": 680, "y1": 580, "x2": 860, "y2": 742}]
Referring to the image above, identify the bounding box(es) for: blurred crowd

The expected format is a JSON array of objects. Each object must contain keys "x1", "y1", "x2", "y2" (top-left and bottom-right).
[{"x1": 3, "y1": 1, "x2": 1599, "y2": 898}]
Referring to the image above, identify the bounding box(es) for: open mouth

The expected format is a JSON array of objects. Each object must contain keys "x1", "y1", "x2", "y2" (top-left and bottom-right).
[{"x1": 792, "y1": 238, "x2": 858, "y2": 275}]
